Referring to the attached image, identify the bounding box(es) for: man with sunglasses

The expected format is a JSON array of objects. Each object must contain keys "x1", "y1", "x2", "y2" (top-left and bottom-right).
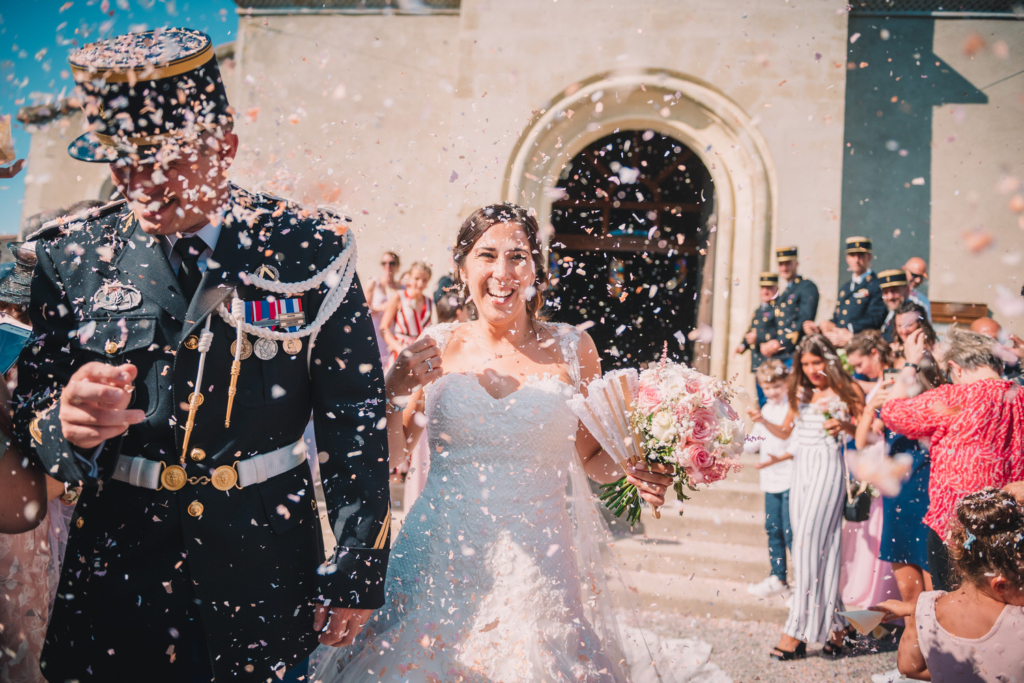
[
  {"x1": 14, "y1": 29, "x2": 390, "y2": 683},
  {"x1": 902, "y1": 256, "x2": 931, "y2": 322}
]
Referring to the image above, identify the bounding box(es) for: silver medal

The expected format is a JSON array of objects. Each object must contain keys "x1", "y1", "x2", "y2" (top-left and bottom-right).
[{"x1": 254, "y1": 337, "x2": 278, "y2": 360}]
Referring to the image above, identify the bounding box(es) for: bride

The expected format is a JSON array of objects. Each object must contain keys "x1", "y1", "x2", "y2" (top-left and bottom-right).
[{"x1": 311, "y1": 203, "x2": 673, "y2": 682}]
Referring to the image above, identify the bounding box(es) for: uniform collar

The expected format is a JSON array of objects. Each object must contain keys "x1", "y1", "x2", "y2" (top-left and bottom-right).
[
  {"x1": 162, "y1": 222, "x2": 223, "y2": 258},
  {"x1": 851, "y1": 268, "x2": 874, "y2": 286}
]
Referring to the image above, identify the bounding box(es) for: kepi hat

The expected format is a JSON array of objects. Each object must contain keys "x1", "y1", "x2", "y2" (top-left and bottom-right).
[
  {"x1": 775, "y1": 246, "x2": 798, "y2": 262},
  {"x1": 878, "y1": 269, "x2": 909, "y2": 289},
  {"x1": 67, "y1": 28, "x2": 233, "y2": 164},
  {"x1": 758, "y1": 272, "x2": 779, "y2": 287},
  {"x1": 845, "y1": 236, "x2": 872, "y2": 254}
]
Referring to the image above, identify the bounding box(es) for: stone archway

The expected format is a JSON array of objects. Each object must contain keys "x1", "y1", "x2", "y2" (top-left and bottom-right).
[{"x1": 503, "y1": 70, "x2": 778, "y2": 381}]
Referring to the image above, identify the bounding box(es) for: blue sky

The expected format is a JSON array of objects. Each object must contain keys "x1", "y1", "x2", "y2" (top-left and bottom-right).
[{"x1": 0, "y1": 0, "x2": 238, "y2": 235}]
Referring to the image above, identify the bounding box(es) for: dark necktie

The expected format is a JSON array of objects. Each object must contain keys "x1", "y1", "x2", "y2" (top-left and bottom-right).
[{"x1": 173, "y1": 236, "x2": 207, "y2": 301}]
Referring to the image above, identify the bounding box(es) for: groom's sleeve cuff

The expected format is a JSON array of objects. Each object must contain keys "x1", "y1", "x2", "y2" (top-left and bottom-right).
[{"x1": 316, "y1": 546, "x2": 390, "y2": 609}]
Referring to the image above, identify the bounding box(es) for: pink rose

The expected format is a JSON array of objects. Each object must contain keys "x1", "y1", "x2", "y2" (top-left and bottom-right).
[
  {"x1": 685, "y1": 378, "x2": 703, "y2": 395},
  {"x1": 715, "y1": 400, "x2": 739, "y2": 421},
  {"x1": 636, "y1": 383, "x2": 664, "y2": 411},
  {"x1": 688, "y1": 444, "x2": 716, "y2": 470},
  {"x1": 690, "y1": 408, "x2": 718, "y2": 443}
]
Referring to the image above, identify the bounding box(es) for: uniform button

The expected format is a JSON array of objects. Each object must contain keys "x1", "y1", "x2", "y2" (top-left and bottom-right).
[
  {"x1": 843, "y1": 310, "x2": 848, "y2": 315},
  {"x1": 75, "y1": 516, "x2": 84, "y2": 529},
  {"x1": 184, "y1": 335, "x2": 200, "y2": 350},
  {"x1": 188, "y1": 501, "x2": 204, "y2": 517},
  {"x1": 190, "y1": 448, "x2": 206, "y2": 462},
  {"x1": 105, "y1": 340, "x2": 119, "y2": 355}
]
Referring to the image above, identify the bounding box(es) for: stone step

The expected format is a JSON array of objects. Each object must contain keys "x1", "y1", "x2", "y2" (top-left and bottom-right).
[
  {"x1": 675, "y1": 479, "x2": 766, "y2": 514},
  {"x1": 608, "y1": 536, "x2": 782, "y2": 584},
  {"x1": 636, "y1": 504, "x2": 768, "y2": 547},
  {"x1": 613, "y1": 569, "x2": 791, "y2": 624}
]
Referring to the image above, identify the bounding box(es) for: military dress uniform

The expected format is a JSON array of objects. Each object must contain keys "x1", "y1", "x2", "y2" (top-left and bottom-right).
[
  {"x1": 830, "y1": 237, "x2": 887, "y2": 334},
  {"x1": 739, "y1": 273, "x2": 780, "y2": 371},
  {"x1": 878, "y1": 269, "x2": 910, "y2": 343},
  {"x1": 13, "y1": 30, "x2": 390, "y2": 683},
  {"x1": 772, "y1": 247, "x2": 819, "y2": 359}
]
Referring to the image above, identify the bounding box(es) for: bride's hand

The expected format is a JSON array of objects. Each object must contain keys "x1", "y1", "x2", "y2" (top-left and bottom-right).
[
  {"x1": 626, "y1": 462, "x2": 674, "y2": 508},
  {"x1": 385, "y1": 337, "x2": 442, "y2": 399}
]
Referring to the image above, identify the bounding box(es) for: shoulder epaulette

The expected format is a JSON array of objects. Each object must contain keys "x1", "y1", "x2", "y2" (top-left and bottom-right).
[{"x1": 25, "y1": 198, "x2": 127, "y2": 242}]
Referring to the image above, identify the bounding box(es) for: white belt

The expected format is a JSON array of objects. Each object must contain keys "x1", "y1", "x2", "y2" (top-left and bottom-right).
[{"x1": 112, "y1": 440, "x2": 306, "y2": 491}]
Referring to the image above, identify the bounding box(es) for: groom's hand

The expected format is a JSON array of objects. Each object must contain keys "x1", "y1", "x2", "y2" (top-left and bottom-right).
[{"x1": 313, "y1": 605, "x2": 373, "y2": 647}]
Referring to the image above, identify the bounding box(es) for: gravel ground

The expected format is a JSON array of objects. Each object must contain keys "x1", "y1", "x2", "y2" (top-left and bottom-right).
[{"x1": 637, "y1": 611, "x2": 901, "y2": 683}]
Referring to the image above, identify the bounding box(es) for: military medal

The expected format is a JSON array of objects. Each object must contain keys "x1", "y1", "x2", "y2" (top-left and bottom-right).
[
  {"x1": 230, "y1": 337, "x2": 253, "y2": 360},
  {"x1": 245, "y1": 298, "x2": 306, "y2": 333},
  {"x1": 255, "y1": 264, "x2": 279, "y2": 281},
  {"x1": 254, "y1": 337, "x2": 278, "y2": 360},
  {"x1": 282, "y1": 338, "x2": 302, "y2": 355}
]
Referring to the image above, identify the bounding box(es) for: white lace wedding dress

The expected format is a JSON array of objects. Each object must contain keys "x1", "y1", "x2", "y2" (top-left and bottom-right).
[{"x1": 310, "y1": 322, "x2": 730, "y2": 683}]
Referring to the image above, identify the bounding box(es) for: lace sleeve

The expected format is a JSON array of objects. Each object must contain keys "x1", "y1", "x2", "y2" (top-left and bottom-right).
[{"x1": 421, "y1": 322, "x2": 461, "y2": 357}]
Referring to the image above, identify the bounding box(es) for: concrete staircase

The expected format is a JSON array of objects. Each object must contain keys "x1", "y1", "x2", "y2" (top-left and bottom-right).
[
  {"x1": 387, "y1": 452, "x2": 789, "y2": 624},
  {"x1": 605, "y1": 453, "x2": 790, "y2": 624}
]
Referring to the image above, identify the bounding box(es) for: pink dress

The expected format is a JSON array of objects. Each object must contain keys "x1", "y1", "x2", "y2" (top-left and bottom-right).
[
  {"x1": 839, "y1": 382, "x2": 900, "y2": 610},
  {"x1": 916, "y1": 590, "x2": 1024, "y2": 682}
]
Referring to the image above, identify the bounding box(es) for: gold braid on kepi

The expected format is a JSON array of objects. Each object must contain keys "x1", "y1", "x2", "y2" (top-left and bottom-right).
[{"x1": 66, "y1": 28, "x2": 233, "y2": 164}]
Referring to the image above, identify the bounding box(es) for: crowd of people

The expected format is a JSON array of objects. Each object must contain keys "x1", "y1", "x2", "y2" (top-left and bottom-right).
[{"x1": 737, "y1": 239, "x2": 1024, "y2": 682}]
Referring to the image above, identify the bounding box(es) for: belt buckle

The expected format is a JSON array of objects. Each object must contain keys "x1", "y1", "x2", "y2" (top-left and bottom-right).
[
  {"x1": 211, "y1": 462, "x2": 240, "y2": 491},
  {"x1": 159, "y1": 462, "x2": 187, "y2": 491}
]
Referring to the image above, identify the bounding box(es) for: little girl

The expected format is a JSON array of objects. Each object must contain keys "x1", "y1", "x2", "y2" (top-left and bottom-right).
[
  {"x1": 380, "y1": 261, "x2": 433, "y2": 369},
  {"x1": 873, "y1": 487, "x2": 1024, "y2": 682}
]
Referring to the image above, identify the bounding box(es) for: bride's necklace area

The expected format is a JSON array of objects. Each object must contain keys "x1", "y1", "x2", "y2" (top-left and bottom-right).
[{"x1": 465, "y1": 323, "x2": 539, "y2": 366}]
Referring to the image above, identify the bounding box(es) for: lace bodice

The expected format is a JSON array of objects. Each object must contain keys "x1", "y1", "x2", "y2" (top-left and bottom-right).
[{"x1": 420, "y1": 321, "x2": 583, "y2": 512}]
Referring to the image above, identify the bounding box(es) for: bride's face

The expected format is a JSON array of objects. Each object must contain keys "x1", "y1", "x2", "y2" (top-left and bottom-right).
[{"x1": 461, "y1": 221, "x2": 536, "y2": 326}]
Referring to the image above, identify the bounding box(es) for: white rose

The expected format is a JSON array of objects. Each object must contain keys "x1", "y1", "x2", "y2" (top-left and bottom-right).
[{"x1": 650, "y1": 410, "x2": 677, "y2": 443}]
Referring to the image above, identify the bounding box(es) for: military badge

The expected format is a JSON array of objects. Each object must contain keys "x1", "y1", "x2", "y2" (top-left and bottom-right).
[
  {"x1": 254, "y1": 337, "x2": 278, "y2": 360},
  {"x1": 91, "y1": 281, "x2": 143, "y2": 312},
  {"x1": 245, "y1": 298, "x2": 306, "y2": 333},
  {"x1": 854, "y1": 288, "x2": 869, "y2": 299}
]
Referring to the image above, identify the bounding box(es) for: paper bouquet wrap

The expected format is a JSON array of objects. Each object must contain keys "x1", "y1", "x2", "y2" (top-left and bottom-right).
[{"x1": 568, "y1": 356, "x2": 745, "y2": 524}]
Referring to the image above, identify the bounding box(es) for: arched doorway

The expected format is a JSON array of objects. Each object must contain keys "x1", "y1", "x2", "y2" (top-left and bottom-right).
[
  {"x1": 503, "y1": 70, "x2": 778, "y2": 384},
  {"x1": 546, "y1": 130, "x2": 714, "y2": 367}
]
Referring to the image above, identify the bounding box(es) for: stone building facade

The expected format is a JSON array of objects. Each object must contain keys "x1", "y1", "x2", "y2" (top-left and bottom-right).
[{"x1": 18, "y1": 0, "x2": 1024, "y2": 390}]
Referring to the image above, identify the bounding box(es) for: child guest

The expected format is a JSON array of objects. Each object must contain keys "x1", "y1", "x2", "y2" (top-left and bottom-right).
[
  {"x1": 746, "y1": 359, "x2": 794, "y2": 599},
  {"x1": 873, "y1": 488, "x2": 1024, "y2": 682}
]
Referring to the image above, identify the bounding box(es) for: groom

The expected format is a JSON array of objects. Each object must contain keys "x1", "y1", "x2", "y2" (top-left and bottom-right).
[{"x1": 14, "y1": 29, "x2": 390, "y2": 682}]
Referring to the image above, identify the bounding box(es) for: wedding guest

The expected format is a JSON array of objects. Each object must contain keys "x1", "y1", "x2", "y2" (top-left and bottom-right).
[
  {"x1": 772, "y1": 247, "x2": 819, "y2": 362},
  {"x1": 902, "y1": 257, "x2": 931, "y2": 321},
  {"x1": 877, "y1": 270, "x2": 910, "y2": 344},
  {"x1": 734, "y1": 272, "x2": 780, "y2": 407},
  {"x1": 381, "y1": 261, "x2": 434, "y2": 368},
  {"x1": 768, "y1": 335, "x2": 864, "y2": 660},
  {"x1": 746, "y1": 359, "x2": 794, "y2": 599},
  {"x1": 807, "y1": 237, "x2": 886, "y2": 348},
  {"x1": 364, "y1": 251, "x2": 403, "y2": 369},
  {"x1": 838, "y1": 332, "x2": 901, "y2": 614},
  {"x1": 881, "y1": 328, "x2": 1024, "y2": 592},
  {"x1": 380, "y1": 261, "x2": 434, "y2": 510},
  {"x1": 873, "y1": 488, "x2": 1024, "y2": 682},
  {"x1": 891, "y1": 300, "x2": 937, "y2": 367}
]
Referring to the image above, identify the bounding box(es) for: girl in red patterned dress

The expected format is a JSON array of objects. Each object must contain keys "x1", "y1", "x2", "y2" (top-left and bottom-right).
[
  {"x1": 380, "y1": 262, "x2": 434, "y2": 370},
  {"x1": 881, "y1": 327, "x2": 1024, "y2": 591}
]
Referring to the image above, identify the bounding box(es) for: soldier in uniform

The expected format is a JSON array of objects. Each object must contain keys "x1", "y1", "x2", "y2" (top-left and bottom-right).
[
  {"x1": 877, "y1": 268, "x2": 910, "y2": 343},
  {"x1": 13, "y1": 29, "x2": 390, "y2": 683},
  {"x1": 771, "y1": 246, "x2": 819, "y2": 361},
  {"x1": 807, "y1": 236, "x2": 886, "y2": 348},
  {"x1": 735, "y1": 272, "x2": 780, "y2": 406}
]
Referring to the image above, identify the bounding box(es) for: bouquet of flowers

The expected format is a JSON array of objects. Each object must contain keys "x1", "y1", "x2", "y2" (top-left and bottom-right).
[{"x1": 568, "y1": 354, "x2": 745, "y2": 524}]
